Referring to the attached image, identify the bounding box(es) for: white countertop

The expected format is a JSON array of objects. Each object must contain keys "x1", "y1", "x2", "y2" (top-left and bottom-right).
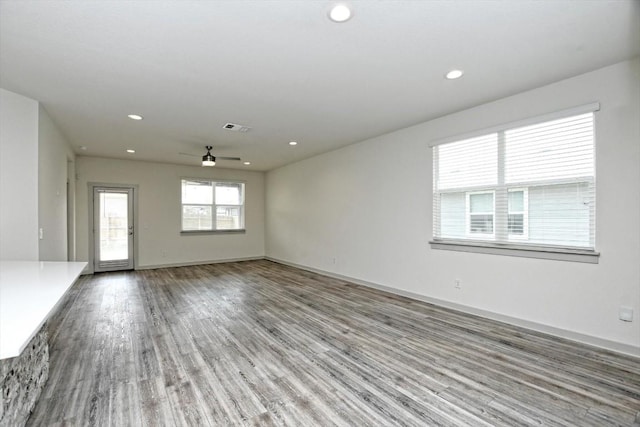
[{"x1": 0, "y1": 260, "x2": 87, "y2": 359}]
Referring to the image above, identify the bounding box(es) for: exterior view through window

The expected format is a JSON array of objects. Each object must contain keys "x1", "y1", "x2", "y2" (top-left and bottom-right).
[
  {"x1": 433, "y1": 111, "x2": 595, "y2": 250},
  {"x1": 181, "y1": 179, "x2": 245, "y2": 231}
]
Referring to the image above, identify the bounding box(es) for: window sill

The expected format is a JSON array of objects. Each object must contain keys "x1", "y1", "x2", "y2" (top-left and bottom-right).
[
  {"x1": 180, "y1": 229, "x2": 246, "y2": 236},
  {"x1": 429, "y1": 240, "x2": 599, "y2": 264}
]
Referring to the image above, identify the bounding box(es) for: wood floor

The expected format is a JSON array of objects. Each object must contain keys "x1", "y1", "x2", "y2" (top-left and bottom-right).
[{"x1": 27, "y1": 260, "x2": 640, "y2": 426}]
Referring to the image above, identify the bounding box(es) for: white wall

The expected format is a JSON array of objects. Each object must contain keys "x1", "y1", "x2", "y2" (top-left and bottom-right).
[
  {"x1": 75, "y1": 157, "x2": 265, "y2": 271},
  {"x1": 0, "y1": 89, "x2": 39, "y2": 260},
  {"x1": 265, "y1": 59, "x2": 640, "y2": 355},
  {"x1": 38, "y1": 105, "x2": 75, "y2": 261}
]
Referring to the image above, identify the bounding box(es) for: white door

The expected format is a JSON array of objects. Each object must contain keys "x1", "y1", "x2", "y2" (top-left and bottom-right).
[{"x1": 93, "y1": 187, "x2": 134, "y2": 272}]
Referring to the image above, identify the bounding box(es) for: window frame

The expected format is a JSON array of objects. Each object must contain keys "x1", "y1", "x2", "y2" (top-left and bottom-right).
[
  {"x1": 180, "y1": 178, "x2": 246, "y2": 235},
  {"x1": 429, "y1": 103, "x2": 600, "y2": 263}
]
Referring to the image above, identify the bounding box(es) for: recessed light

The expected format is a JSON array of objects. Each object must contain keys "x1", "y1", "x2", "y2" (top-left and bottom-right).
[
  {"x1": 445, "y1": 69, "x2": 464, "y2": 80},
  {"x1": 329, "y1": 4, "x2": 352, "y2": 22},
  {"x1": 243, "y1": 161, "x2": 251, "y2": 165},
  {"x1": 289, "y1": 141, "x2": 298, "y2": 146},
  {"x1": 79, "y1": 146, "x2": 87, "y2": 151},
  {"x1": 126, "y1": 149, "x2": 136, "y2": 153},
  {"x1": 127, "y1": 114, "x2": 143, "y2": 120}
]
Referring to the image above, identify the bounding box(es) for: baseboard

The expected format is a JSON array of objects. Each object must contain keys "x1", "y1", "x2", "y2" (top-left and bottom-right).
[
  {"x1": 135, "y1": 256, "x2": 264, "y2": 270},
  {"x1": 80, "y1": 256, "x2": 265, "y2": 274},
  {"x1": 265, "y1": 257, "x2": 640, "y2": 358}
]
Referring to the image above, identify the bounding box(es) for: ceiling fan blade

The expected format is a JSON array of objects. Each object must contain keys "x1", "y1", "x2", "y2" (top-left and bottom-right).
[
  {"x1": 178, "y1": 152, "x2": 199, "y2": 157},
  {"x1": 180, "y1": 151, "x2": 241, "y2": 161}
]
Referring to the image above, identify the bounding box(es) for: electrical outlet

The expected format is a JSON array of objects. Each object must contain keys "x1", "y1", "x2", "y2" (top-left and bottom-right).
[
  {"x1": 454, "y1": 279, "x2": 461, "y2": 290},
  {"x1": 619, "y1": 306, "x2": 634, "y2": 322}
]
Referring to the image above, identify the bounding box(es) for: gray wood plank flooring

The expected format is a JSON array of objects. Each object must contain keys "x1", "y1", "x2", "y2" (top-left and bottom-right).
[{"x1": 27, "y1": 260, "x2": 640, "y2": 426}]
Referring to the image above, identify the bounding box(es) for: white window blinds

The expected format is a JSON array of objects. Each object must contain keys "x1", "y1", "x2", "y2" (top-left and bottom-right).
[{"x1": 433, "y1": 109, "x2": 596, "y2": 250}]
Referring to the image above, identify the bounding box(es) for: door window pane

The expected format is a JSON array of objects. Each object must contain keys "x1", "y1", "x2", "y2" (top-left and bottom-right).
[{"x1": 99, "y1": 192, "x2": 128, "y2": 261}]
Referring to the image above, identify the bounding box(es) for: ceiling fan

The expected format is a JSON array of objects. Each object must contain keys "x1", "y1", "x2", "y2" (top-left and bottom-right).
[{"x1": 179, "y1": 145, "x2": 241, "y2": 167}]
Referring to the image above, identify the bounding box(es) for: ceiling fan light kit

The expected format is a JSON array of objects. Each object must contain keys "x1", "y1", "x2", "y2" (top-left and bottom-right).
[
  {"x1": 197, "y1": 145, "x2": 242, "y2": 166},
  {"x1": 202, "y1": 145, "x2": 216, "y2": 167}
]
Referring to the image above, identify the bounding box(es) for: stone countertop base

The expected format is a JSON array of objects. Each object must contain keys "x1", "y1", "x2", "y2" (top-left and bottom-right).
[{"x1": 0, "y1": 325, "x2": 49, "y2": 427}]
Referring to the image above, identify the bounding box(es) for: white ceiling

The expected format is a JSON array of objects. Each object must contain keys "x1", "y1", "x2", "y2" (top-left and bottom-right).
[{"x1": 1, "y1": 1, "x2": 638, "y2": 171}]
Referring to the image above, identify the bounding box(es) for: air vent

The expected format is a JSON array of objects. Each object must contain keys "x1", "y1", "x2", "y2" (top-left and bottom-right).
[{"x1": 223, "y1": 123, "x2": 251, "y2": 132}]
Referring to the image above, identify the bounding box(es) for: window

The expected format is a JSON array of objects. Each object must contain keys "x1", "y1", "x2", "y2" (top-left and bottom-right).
[
  {"x1": 467, "y1": 191, "x2": 494, "y2": 237},
  {"x1": 433, "y1": 109, "x2": 596, "y2": 253},
  {"x1": 507, "y1": 189, "x2": 528, "y2": 238},
  {"x1": 181, "y1": 179, "x2": 245, "y2": 232}
]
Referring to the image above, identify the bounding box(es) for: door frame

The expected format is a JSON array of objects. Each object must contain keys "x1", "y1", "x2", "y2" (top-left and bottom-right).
[{"x1": 88, "y1": 182, "x2": 139, "y2": 274}]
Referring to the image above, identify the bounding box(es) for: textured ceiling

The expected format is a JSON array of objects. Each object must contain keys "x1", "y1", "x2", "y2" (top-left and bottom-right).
[{"x1": 1, "y1": 0, "x2": 638, "y2": 171}]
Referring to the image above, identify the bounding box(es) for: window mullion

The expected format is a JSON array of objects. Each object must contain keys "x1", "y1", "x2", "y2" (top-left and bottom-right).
[{"x1": 495, "y1": 131, "x2": 508, "y2": 242}]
